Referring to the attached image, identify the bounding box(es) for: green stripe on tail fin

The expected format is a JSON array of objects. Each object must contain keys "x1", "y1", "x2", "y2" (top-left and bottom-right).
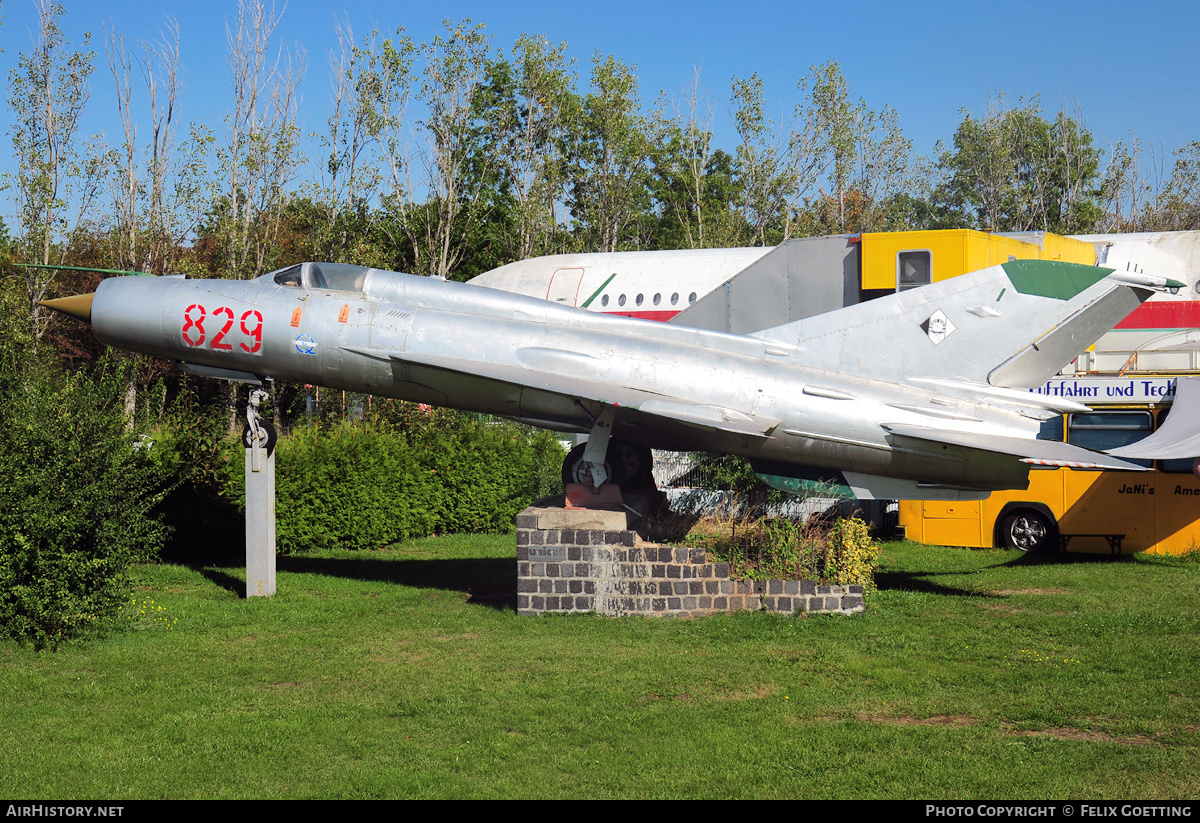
[{"x1": 1001, "y1": 260, "x2": 1113, "y2": 300}]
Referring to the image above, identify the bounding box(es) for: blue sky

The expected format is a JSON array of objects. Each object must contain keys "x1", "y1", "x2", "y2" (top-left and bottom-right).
[{"x1": 1, "y1": 0, "x2": 1198, "y2": 225}]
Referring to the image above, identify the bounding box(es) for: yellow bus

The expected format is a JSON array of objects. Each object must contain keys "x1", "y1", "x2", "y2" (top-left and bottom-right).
[{"x1": 898, "y1": 376, "x2": 1200, "y2": 556}]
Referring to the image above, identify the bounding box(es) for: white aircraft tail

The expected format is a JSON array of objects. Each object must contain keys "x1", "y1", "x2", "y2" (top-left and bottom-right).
[{"x1": 755, "y1": 260, "x2": 1161, "y2": 388}]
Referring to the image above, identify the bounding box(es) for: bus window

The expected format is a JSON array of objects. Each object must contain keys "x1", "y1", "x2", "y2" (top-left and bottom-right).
[
  {"x1": 1027, "y1": 416, "x2": 1066, "y2": 470},
  {"x1": 1159, "y1": 456, "x2": 1194, "y2": 473},
  {"x1": 1037, "y1": 415, "x2": 1064, "y2": 442},
  {"x1": 1068, "y1": 411, "x2": 1153, "y2": 468}
]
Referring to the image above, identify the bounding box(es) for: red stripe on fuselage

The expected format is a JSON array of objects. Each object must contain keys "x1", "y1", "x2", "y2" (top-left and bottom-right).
[
  {"x1": 1115, "y1": 301, "x2": 1200, "y2": 330},
  {"x1": 601, "y1": 309, "x2": 681, "y2": 322}
]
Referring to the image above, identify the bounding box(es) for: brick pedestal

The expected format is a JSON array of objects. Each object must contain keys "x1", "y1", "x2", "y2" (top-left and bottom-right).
[{"x1": 516, "y1": 506, "x2": 864, "y2": 618}]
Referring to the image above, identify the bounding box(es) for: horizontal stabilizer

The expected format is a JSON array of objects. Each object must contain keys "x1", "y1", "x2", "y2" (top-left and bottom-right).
[
  {"x1": 1107, "y1": 377, "x2": 1200, "y2": 460},
  {"x1": 906, "y1": 377, "x2": 1092, "y2": 414},
  {"x1": 882, "y1": 422, "x2": 1149, "y2": 471}
]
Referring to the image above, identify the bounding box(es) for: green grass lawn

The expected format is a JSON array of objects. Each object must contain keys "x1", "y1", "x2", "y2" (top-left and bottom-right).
[{"x1": 2, "y1": 536, "x2": 1197, "y2": 799}]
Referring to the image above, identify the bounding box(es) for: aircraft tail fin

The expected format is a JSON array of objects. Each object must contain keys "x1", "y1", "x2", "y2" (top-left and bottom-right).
[{"x1": 755, "y1": 260, "x2": 1168, "y2": 388}]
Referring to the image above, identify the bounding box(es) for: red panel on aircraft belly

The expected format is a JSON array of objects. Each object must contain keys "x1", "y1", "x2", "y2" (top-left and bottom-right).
[
  {"x1": 603, "y1": 309, "x2": 680, "y2": 322},
  {"x1": 1114, "y1": 301, "x2": 1200, "y2": 330}
]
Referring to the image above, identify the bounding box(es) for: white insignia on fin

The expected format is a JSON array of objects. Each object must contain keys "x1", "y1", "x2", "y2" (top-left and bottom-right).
[{"x1": 921, "y1": 309, "x2": 956, "y2": 345}]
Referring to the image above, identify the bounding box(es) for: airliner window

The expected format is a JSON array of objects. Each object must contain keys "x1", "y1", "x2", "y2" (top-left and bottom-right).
[
  {"x1": 273, "y1": 265, "x2": 303, "y2": 288},
  {"x1": 897, "y1": 250, "x2": 931, "y2": 291},
  {"x1": 636, "y1": 293, "x2": 644, "y2": 306},
  {"x1": 306, "y1": 262, "x2": 369, "y2": 293},
  {"x1": 689, "y1": 292, "x2": 697, "y2": 304},
  {"x1": 1069, "y1": 411, "x2": 1153, "y2": 468},
  {"x1": 653, "y1": 293, "x2": 661, "y2": 306},
  {"x1": 671, "y1": 293, "x2": 679, "y2": 305},
  {"x1": 601, "y1": 294, "x2": 609, "y2": 307},
  {"x1": 618, "y1": 294, "x2": 626, "y2": 307}
]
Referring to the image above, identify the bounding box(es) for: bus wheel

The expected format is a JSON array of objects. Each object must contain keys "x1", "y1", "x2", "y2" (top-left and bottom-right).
[{"x1": 1000, "y1": 510, "x2": 1055, "y2": 553}]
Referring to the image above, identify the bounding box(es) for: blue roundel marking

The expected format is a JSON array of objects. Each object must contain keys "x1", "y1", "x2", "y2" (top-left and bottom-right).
[{"x1": 294, "y1": 334, "x2": 317, "y2": 355}]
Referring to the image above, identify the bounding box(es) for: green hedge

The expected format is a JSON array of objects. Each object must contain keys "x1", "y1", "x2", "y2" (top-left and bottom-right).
[
  {"x1": 213, "y1": 414, "x2": 564, "y2": 554},
  {"x1": 267, "y1": 423, "x2": 436, "y2": 552}
]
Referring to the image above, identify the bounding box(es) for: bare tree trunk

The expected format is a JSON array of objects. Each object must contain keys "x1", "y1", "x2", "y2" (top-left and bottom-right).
[
  {"x1": 143, "y1": 19, "x2": 182, "y2": 274},
  {"x1": 106, "y1": 26, "x2": 139, "y2": 271},
  {"x1": 221, "y1": 0, "x2": 304, "y2": 279}
]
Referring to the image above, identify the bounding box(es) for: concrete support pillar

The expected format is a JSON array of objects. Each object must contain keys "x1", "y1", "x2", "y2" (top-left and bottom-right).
[
  {"x1": 245, "y1": 387, "x2": 276, "y2": 597},
  {"x1": 245, "y1": 444, "x2": 276, "y2": 597}
]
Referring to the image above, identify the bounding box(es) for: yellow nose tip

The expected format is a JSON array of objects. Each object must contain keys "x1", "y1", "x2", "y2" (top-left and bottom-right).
[{"x1": 38, "y1": 293, "x2": 95, "y2": 324}]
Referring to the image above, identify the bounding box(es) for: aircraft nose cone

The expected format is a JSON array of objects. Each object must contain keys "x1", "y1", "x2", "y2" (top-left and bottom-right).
[{"x1": 38, "y1": 293, "x2": 95, "y2": 324}]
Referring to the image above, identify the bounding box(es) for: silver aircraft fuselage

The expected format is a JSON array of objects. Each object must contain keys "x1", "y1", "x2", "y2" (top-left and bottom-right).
[{"x1": 62, "y1": 258, "x2": 1167, "y2": 500}]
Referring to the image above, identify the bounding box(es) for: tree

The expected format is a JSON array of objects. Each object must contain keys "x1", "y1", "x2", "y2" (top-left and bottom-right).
[
  {"x1": 311, "y1": 23, "x2": 418, "y2": 271},
  {"x1": 5, "y1": 0, "x2": 105, "y2": 341},
  {"x1": 476, "y1": 34, "x2": 576, "y2": 261},
  {"x1": 308, "y1": 18, "x2": 391, "y2": 265},
  {"x1": 800, "y1": 60, "x2": 918, "y2": 234},
  {"x1": 565, "y1": 52, "x2": 650, "y2": 253},
  {"x1": 389, "y1": 18, "x2": 495, "y2": 279},
  {"x1": 730, "y1": 72, "x2": 803, "y2": 245},
  {"x1": 105, "y1": 24, "x2": 138, "y2": 271},
  {"x1": 0, "y1": 317, "x2": 168, "y2": 648},
  {"x1": 141, "y1": 19, "x2": 187, "y2": 274},
  {"x1": 1097, "y1": 133, "x2": 1159, "y2": 232},
  {"x1": 648, "y1": 67, "x2": 716, "y2": 248},
  {"x1": 1146, "y1": 141, "x2": 1200, "y2": 230},
  {"x1": 1046, "y1": 102, "x2": 1104, "y2": 232},
  {"x1": 215, "y1": 0, "x2": 305, "y2": 279},
  {"x1": 100, "y1": 18, "x2": 185, "y2": 276},
  {"x1": 933, "y1": 95, "x2": 1102, "y2": 234}
]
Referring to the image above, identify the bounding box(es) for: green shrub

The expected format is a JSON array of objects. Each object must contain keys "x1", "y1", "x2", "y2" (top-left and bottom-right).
[
  {"x1": 0, "y1": 357, "x2": 169, "y2": 648},
  {"x1": 415, "y1": 418, "x2": 564, "y2": 534},
  {"x1": 827, "y1": 516, "x2": 881, "y2": 592},
  {"x1": 689, "y1": 453, "x2": 785, "y2": 516},
  {"x1": 268, "y1": 422, "x2": 438, "y2": 552},
  {"x1": 686, "y1": 514, "x2": 880, "y2": 591}
]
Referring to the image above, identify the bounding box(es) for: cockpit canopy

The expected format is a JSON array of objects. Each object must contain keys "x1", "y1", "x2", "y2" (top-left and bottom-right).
[{"x1": 271, "y1": 262, "x2": 371, "y2": 293}]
